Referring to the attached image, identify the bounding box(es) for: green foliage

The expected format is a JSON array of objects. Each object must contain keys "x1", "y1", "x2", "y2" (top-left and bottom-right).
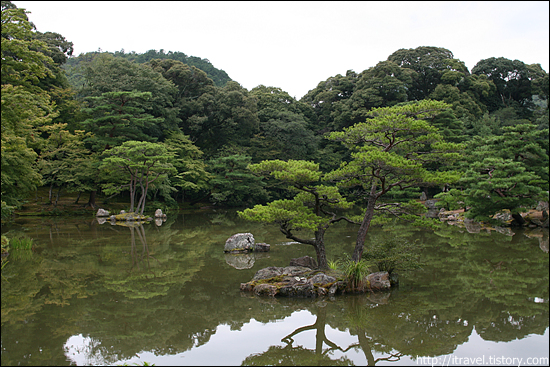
[
  {"x1": 9, "y1": 236, "x2": 33, "y2": 250},
  {"x1": 100, "y1": 141, "x2": 177, "y2": 214},
  {"x1": 362, "y1": 238, "x2": 423, "y2": 275},
  {"x1": 434, "y1": 189, "x2": 466, "y2": 211},
  {"x1": 387, "y1": 46, "x2": 468, "y2": 101},
  {"x1": 82, "y1": 91, "x2": 163, "y2": 151},
  {"x1": 207, "y1": 154, "x2": 268, "y2": 207},
  {"x1": 113, "y1": 48, "x2": 231, "y2": 87},
  {"x1": 457, "y1": 123, "x2": 549, "y2": 222},
  {"x1": 1, "y1": 5, "x2": 54, "y2": 88},
  {"x1": 341, "y1": 257, "x2": 370, "y2": 291},
  {"x1": 163, "y1": 130, "x2": 211, "y2": 193}
]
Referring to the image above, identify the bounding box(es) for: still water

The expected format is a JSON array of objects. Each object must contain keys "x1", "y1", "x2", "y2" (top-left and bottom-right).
[{"x1": 1, "y1": 209, "x2": 548, "y2": 366}]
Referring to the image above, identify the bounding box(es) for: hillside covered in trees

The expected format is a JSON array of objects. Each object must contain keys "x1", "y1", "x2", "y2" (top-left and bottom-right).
[{"x1": 2, "y1": 1, "x2": 548, "y2": 226}]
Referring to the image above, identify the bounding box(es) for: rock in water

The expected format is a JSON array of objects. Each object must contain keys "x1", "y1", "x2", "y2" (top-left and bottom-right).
[
  {"x1": 224, "y1": 233, "x2": 255, "y2": 253},
  {"x1": 366, "y1": 272, "x2": 391, "y2": 291},
  {"x1": 96, "y1": 208, "x2": 110, "y2": 217}
]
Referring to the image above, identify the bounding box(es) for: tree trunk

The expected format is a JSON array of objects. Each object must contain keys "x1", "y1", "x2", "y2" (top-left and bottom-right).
[
  {"x1": 54, "y1": 185, "x2": 63, "y2": 207},
  {"x1": 314, "y1": 229, "x2": 328, "y2": 270},
  {"x1": 352, "y1": 183, "x2": 378, "y2": 262},
  {"x1": 48, "y1": 182, "x2": 54, "y2": 203},
  {"x1": 86, "y1": 190, "x2": 97, "y2": 209},
  {"x1": 74, "y1": 192, "x2": 81, "y2": 204}
]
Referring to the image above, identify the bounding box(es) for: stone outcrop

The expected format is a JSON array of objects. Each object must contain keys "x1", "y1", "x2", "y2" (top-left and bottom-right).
[
  {"x1": 224, "y1": 233, "x2": 255, "y2": 253},
  {"x1": 289, "y1": 255, "x2": 317, "y2": 269},
  {"x1": 96, "y1": 208, "x2": 110, "y2": 217},
  {"x1": 254, "y1": 243, "x2": 270, "y2": 252},
  {"x1": 366, "y1": 272, "x2": 391, "y2": 291},
  {"x1": 240, "y1": 260, "x2": 394, "y2": 298}
]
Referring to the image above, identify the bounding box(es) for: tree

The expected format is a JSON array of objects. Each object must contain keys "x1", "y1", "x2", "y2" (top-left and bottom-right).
[
  {"x1": 457, "y1": 123, "x2": 549, "y2": 224},
  {"x1": 387, "y1": 46, "x2": 469, "y2": 101},
  {"x1": 1, "y1": 4, "x2": 54, "y2": 89},
  {"x1": 100, "y1": 141, "x2": 177, "y2": 215},
  {"x1": 337, "y1": 61, "x2": 414, "y2": 129},
  {"x1": 238, "y1": 160, "x2": 356, "y2": 269},
  {"x1": 250, "y1": 86, "x2": 319, "y2": 162},
  {"x1": 34, "y1": 123, "x2": 93, "y2": 206},
  {"x1": 163, "y1": 130, "x2": 211, "y2": 204},
  {"x1": 207, "y1": 154, "x2": 268, "y2": 207},
  {"x1": 326, "y1": 100, "x2": 464, "y2": 262},
  {"x1": 1, "y1": 84, "x2": 54, "y2": 208},
  {"x1": 471, "y1": 57, "x2": 541, "y2": 115},
  {"x1": 182, "y1": 81, "x2": 259, "y2": 157},
  {"x1": 77, "y1": 53, "x2": 180, "y2": 135},
  {"x1": 82, "y1": 91, "x2": 163, "y2": 151}
]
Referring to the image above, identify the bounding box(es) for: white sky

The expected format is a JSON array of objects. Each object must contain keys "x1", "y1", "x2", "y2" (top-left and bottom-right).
[{"x1": 13, "y1": 1, "x2": 550, "y2": 100}]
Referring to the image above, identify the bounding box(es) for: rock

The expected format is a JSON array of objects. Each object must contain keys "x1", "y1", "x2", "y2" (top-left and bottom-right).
[
  {"x1": 154, "y1": 209, "x2": 164, "y2": 218},
  {"x1": 308, "y1": 273, "x2": 336, "y2": 286},
  {"x1": 254, "y1": 284, "x2": 278, "y2": 297},
  {"x1": 96, "y1": 208, "x2": 110, "y2": 217},
  {"x1": 225, "y1": 253, "x2": 255, "y2": 269},
  {"x1": 240, "y1": 282, "x2": 255, "y2": 292},
  {"x1": 536, "y1": 201, "x2": 549, "y2": 212},
  {"x1": 289, "y1": 255, "x2": 317, "y2": 269},
  {"x1": 252, "y1": 266, "x2": 284, "y2": 281},
  {"x1": 96, "y1": 217, "x2": 107, "y2": 225},
  {"x1": 493, "y1": 210, "x2": 512, "y2": 222},
  {"x1": 120, "y1": 210, "x2": 126, "y2": 214},
  {"x1": 254, "y1": 243, "x2": 270, "y2": 252},
  {"x1": 420, "y1": 192, "x2": 428, "y2": 201},
  {"x1": 224, "y1": 233, "x2": 255, "y2": 253},
  {"x1": 281, "y1": 266, "x2": 311, "y2": 276},
  {"x1": 366, "y1": 271, "x2": 391, "y2": 291},
  {"x1": 278, "y1": 281, "x2": 316, "y2": 298}
]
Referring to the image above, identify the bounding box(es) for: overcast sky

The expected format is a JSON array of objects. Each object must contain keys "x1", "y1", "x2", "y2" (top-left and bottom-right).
[{"x1": 13, "y1": 1, "x2": 550, "y2": 100}]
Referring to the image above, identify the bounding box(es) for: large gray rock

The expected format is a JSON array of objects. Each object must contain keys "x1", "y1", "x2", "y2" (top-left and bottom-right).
[
  {"x1": 224, "y1": 233, "x2": 255, "y2": 253},
  {"x1": 366, "y1": 271, "x2": 391, "y2": 291},
  {"x1": 289, "y1": 255, "x2": 317, "y2": 269},
  {"x1": 96, "y1": 208, "x2": 110, "y2": 217},
  {"x1": 281, "y1": 266, "x2": 311, "y2": 276},
  {"x1": 252, "y1": 266, "x2": 284, "y2": 281},
  {"x1": 308, "y1": 273, "x2": 336, "y2": 286}
]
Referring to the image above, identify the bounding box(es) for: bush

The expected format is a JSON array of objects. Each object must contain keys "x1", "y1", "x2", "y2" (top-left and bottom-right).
[{"x1": 362, "y1": 238, "x2": 423, "y2": 275}]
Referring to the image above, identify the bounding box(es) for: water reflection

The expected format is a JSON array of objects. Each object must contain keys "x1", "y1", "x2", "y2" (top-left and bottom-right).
[{"x1": 0, "y1": 211, "x2": 548, "y2": 366}]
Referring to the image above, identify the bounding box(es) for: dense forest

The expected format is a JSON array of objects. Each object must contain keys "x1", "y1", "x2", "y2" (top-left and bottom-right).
[{"x1": 2, "y1": 1, "x2": 549, "y2": 227}]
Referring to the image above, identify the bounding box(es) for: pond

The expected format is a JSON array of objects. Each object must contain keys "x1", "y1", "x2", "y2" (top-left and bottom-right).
[{"x1": 1, "y1": 209, "x2": 548, "y2": 366}]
